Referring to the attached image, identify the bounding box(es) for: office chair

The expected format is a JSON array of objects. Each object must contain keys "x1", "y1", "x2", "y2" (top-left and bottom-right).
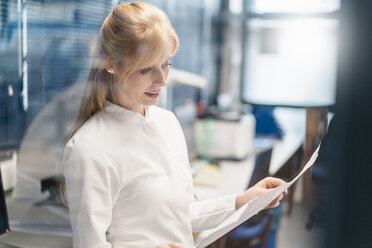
[
  {"x1": 226, "y1": 147, "x2": 275, "y2": 248},
  {"x1": 252, "y1": 107, "x2": 283, "y2": 139},
  {"x1": 248, "y1": 147, "x2": 273, "y2": 188}
]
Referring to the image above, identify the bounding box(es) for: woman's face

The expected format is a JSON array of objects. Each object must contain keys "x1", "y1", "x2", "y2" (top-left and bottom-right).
[{"x1": 115, "y1": 50, "x2": 172, "y2": 115}]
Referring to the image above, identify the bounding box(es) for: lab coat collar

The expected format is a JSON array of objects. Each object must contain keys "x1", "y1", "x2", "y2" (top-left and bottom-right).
[{"x1": 104, "y1": 101, "x2": 151, "y2": 122}]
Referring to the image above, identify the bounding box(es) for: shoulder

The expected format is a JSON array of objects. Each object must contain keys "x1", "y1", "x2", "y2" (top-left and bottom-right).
[
  {"x1": 62, "y1": 128, "x2": 117, "y2": 183},
  {"x1": 63, "y1": 113, "x2": 109, "y2": 165},
  {"x1": 67, "y1": 110, "x2": 121, "y2": 148}
]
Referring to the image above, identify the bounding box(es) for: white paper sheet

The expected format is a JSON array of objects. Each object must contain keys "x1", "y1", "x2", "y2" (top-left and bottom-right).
[{"x1": 193, "y1": 145, "x2": 320, "y2": 248}]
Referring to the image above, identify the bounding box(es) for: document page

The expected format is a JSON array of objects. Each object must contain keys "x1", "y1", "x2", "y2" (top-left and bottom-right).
[{"x1": 193, "y1": 145, "x2": 320, "y2": 248}]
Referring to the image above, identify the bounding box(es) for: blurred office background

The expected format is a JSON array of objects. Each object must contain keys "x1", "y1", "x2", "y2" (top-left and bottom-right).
[
  {"x1": 0, "y1": 0, "x2": 340, "y2": 169},
  {"x1": 1, "y1": 0, "x2": 371, "y2": 248},
  {"x1": 0, "y1": 0, "x2": 223, "y2": 149},
  {"x1": 0, "y1": 0, "x2": 341, "y2": 150}
]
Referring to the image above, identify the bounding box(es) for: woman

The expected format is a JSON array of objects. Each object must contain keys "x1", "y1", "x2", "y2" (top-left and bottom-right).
[{"x1": 61, "y1": 2, "x2": 286, "y2": 248}]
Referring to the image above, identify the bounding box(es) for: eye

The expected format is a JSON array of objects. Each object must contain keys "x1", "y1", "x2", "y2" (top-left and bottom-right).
[
  {"x1": 140, "y1": 67, "x2": 152, "y2": 74},
  {"x1": 162, "y1": 62, "x2": 172, "y2": 70}
]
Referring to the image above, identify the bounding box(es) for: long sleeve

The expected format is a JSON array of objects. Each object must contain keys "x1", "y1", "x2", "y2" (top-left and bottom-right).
[
  {"x1": 166, "y1": 114, "x2": 239, "y2": 232},
  {"x1": 178, "y1": 130, "x2": 238, "y2": 232},
  {"x1": 185, "y1": 157, "x2": 238, "y2": 232},
  {"x1": 62, "y1": 140, "x2": 121, "y2": 248},
  {"x1": 189, "y1": 194, "x2": 237, "y2": 232}
]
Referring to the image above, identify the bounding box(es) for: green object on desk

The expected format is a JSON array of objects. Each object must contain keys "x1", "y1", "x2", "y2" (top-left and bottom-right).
[{"x1": 201, "y1": 117, "x2": 213, "y2": 161}]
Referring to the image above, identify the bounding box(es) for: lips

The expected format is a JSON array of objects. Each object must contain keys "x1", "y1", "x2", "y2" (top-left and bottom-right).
[{"x1": 145, "y1": 91, "x2": 160, "y2": 98}]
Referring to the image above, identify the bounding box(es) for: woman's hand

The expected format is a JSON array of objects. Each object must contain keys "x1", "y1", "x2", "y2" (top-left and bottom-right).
[
  {"x1": 235, "y1": 177, "x2": 287, "y2": 210},
  {"x1": 156, "y1": 243, "x2": 186, "y2": 248}
]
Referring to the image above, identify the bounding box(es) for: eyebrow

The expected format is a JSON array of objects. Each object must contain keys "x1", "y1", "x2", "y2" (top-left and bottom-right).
[{"x1": 140, "y1": 56, "x2": 173, "y2": 70}]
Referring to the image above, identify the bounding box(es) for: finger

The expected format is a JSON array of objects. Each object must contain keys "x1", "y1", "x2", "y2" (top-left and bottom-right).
[
  {"x1": 265, "y1": 201, "x2": 275, "y2": 209},
  {"x1": 269, "y1": 201, "x2": 280, "y2": 208},
  {"x1": 269, "y1": 193, "x2": 284, "y2": 206},
  {"x1": 265, "y1": 193, "x2": 285, "y2": 209},
  {"x1": 265, "y1": 199, "x2": 281, "y2": 209},
  {"x1": 168, "y1": 243, "x2": 186, "y2": 248},
  {"x1": 277, "y1": 194, "x2": 284, "y2": 201},
  {"x1": 263, "y1": 177, "x2": 286, "y2": 189}
]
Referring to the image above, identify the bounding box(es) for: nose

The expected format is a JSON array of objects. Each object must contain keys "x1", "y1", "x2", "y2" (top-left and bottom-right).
[{"x1": 153, "y1": 68, "x2": 167, "y2": 87}]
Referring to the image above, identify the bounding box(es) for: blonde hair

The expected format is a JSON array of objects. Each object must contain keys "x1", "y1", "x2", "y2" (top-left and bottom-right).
[
  {"x1": 71, "y1": 2, "x2": 178, "y2": 139},
  {"x1": 60, "y1": 2, "x2": 179, "y2": 205}
]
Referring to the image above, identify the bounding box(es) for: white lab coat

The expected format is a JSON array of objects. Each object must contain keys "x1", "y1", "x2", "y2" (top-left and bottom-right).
[{"x1": 62, "y1": 101, "x2": 237, "y2": 248}]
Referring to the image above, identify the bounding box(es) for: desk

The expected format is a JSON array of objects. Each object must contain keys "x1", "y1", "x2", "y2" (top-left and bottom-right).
[
  {"x1": 192, "y1": 157, "x2": 255, "y2": 201},
  {"x1": 269, "y1": 107, "x2": 306, "y2": 176},
  {"x1": 191, "y1": 107, "x2": 306, "y2": 247},
  {"x1": 0, "y1": 231, "x2": 71, "y2": 248},
  {"x1": 0, "y1": 196, "x2": 72, "y2": 248}
]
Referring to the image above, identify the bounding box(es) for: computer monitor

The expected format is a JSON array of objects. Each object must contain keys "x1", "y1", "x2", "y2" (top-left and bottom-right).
[{"x1": 0, "y1": 168, "x2": 10, "y2": 234}]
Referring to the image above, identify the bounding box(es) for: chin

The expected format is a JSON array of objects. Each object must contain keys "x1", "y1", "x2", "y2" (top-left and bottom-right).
[{"x1": 146, "y1": 98, "x2": 159, "y2": 105}]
